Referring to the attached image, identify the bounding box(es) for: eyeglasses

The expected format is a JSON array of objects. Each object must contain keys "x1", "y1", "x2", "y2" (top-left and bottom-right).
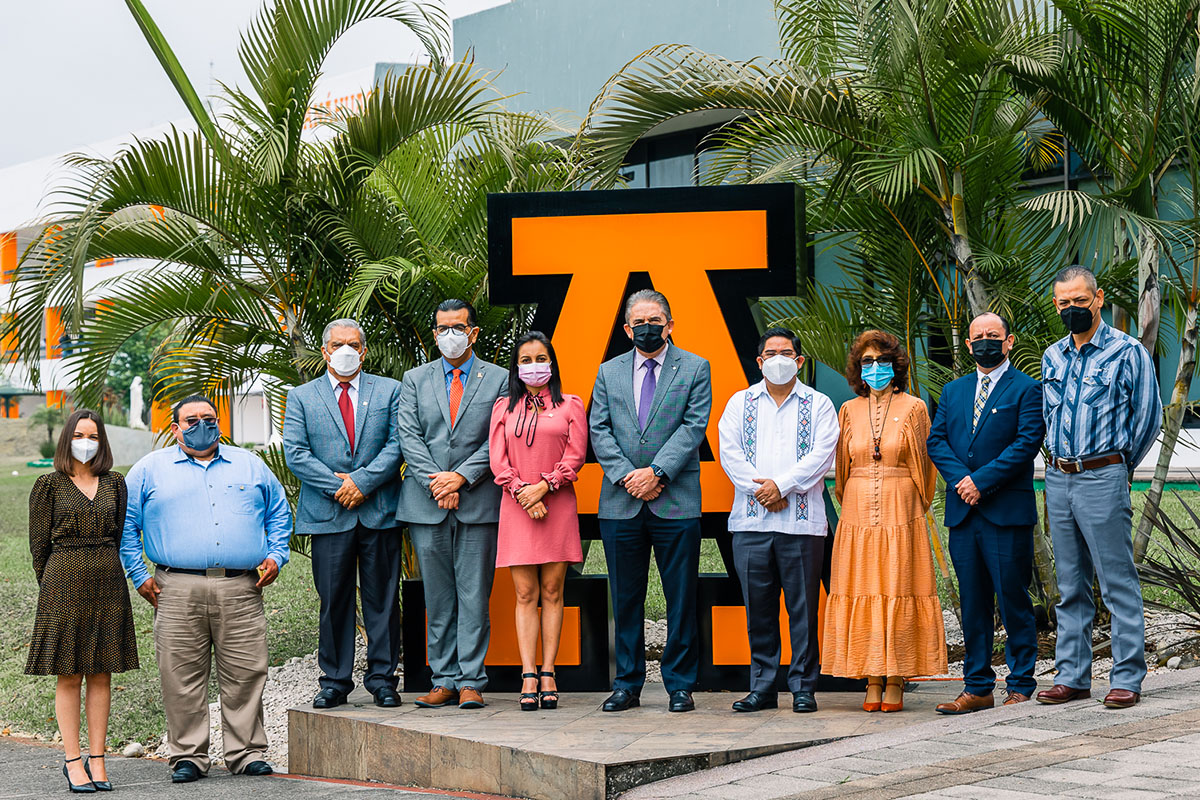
[
  {"x1": 434, "y1": 324, "x2": 472, "y2": 335},
  {"x1": 762, "y1": 350, "x2": 797, "y2": 359},
  {"x1": 860, "y1": 357, "x2": 892, "y2": 366},
  {"x1": 182, "y1": 415, "x2": 218, "y2": 426}
]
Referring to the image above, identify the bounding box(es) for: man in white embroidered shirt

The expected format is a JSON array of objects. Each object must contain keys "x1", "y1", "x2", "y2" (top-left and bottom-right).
[{"x1": 717, "y1": 327, "x2": 839, "y2": 714}]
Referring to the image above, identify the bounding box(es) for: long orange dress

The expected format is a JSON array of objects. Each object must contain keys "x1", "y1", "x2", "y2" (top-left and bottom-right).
[{"x1": 821, "y1": 391, "x2": 948, "y2": 678}]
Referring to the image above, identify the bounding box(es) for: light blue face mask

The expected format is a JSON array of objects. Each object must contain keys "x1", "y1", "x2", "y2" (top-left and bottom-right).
[{"x1": 861, "y1": 361, "x2": 895, "y2": 391}]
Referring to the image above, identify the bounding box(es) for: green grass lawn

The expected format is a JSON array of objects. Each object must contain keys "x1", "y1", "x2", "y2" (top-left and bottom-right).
[{"x1": 0, "y1": 461, "x2": 319, "y2": 748}]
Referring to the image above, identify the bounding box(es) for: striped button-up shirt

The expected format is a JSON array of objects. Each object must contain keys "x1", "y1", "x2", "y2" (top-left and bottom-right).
[{"x1": 1041, "y1": 321, "x2": 1162, "y2": 466}]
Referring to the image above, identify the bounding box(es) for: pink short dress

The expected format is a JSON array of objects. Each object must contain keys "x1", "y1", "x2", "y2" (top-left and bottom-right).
[{"x1": 489, "y1": 392, "x2": 586, "y2": 567}]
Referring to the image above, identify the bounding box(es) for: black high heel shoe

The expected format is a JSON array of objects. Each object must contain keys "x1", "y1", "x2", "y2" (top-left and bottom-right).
[
  {"x1": 84, "y1": 755, "x2": 112, "y2": 791},
  {"x1": 62, "y1": 756, "x2": 96, "y2": 793},
  {"x1": 519, "y1": 672, "x2": 539, "y2": 711},
  {"x1": 538, "y1": 670, "x2": 558, "y2": 710}
]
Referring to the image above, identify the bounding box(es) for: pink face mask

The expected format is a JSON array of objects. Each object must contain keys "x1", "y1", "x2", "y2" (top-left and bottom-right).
[{"x1": 518, "y1": 362, "x2": 553, "y2": 387}]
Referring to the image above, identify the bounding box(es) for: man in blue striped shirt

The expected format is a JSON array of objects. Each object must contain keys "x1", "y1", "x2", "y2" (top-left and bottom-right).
[{"x1": 1037, "y1": 266, "x2": 1161, "y2": 711}]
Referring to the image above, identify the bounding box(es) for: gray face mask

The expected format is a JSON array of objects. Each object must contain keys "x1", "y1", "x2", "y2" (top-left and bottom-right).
[{"x1": 182, "y1": 419, "x2": 221, "y2": 452}]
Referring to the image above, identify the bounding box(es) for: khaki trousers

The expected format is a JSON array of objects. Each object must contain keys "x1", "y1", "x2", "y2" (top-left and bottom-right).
[{"x1": 153, "y1": 568, "x2": 268, "y2": 773}]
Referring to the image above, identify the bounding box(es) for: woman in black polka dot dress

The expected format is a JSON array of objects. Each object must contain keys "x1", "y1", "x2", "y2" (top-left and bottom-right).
[{"x1": 25, "y1": 409, "x2": 138, "y2": 791}]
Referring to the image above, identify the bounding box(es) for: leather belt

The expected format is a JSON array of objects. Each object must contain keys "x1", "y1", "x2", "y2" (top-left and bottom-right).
[
  {"x1": 1050, "y1": 453, "x2": 1124, "y2": 474},
  {"x1": 156, "y1": 565, "x2": 250, "y2": 578}
]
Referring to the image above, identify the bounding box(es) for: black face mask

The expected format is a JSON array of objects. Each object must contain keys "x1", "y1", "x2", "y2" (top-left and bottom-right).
[
  {"x1": 631, "y1": 323, "x2": 666, "y2": 353},
  {"x1": 970, "y1": 339, "x2": 1007, "y2": 369},
  {"x1": 1060, "y1": 304, "x2": 1095, "y2": 335}
]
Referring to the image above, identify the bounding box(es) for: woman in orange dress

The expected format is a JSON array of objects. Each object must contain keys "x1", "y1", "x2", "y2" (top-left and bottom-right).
[{"x1": 821, "y1": 330, "x2": 947, "y2": 712}]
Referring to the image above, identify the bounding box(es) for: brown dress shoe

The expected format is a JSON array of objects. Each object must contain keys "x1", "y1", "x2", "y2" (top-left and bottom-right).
[
  {"x1": 1003, "y1": 692, "x2": 1031, "y2": 705},
  {"x1": 1036, "y1": 684, "x2": 1090, "y2": 705},
  {"x1": 414, "y1": 685, "x2": 459, "y2": 708},
  {"x1": 459, "y1": 686, "x2": 486, "y2": 709},
  {"x1": 935, "y1": 691, "x2": 994, "y2": 715},
  {"x1": 1103, "y1": 689, "x2": 1140, "y2": 709}
]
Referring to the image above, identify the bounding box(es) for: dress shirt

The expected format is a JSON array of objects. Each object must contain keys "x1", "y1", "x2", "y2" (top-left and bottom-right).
[
  {"x1": 1042, "y1": 321, "x2": 1162, "y2": 465},
  {"x1": 442, "y1": 353, "x2": 475, "y2": 398},
  {"x1": 120, "y1": 444, "x2": 293, "y2": 588},
  {"x1": 327, "y1": 370, "x2": 360, "y2": 429},
  {"x1": 633, "y1": 343, "x2": 669, "y2": 418},
  {"x1": 717, "y1": 379, "x2": 839, "y2": 535},
  {"x1": 975, "y1": 357, "x2": 1010, "y2": 399}
]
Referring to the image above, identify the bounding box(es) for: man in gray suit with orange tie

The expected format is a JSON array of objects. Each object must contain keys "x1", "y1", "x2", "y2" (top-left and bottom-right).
[
  {"x1": 284, "y1": 318, "x2": 404, "y2": 710},
  {"x1": 397, "y1": 299, "x2": 508, "y2": 710},
  {"x1": 590, "y1": 289, "x2": 712, "y2": 713}
]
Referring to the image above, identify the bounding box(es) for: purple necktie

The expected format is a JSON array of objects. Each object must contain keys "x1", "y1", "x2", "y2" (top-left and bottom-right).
[{"x1": 639, "y1": 359, "x2": 657, "y2": 430}]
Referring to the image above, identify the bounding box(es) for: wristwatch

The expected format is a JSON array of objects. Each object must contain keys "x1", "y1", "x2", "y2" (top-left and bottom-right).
[{"x1": 651, "y1": 464, "x2": 665, "y2": 479}]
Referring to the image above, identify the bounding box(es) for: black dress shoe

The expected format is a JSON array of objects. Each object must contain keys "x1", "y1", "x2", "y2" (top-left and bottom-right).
[
  {"x1": 668, "y1": 690, "x2": 695, "y2": 712},
  {"x1": 312, "y1": 688, "x2": 348, "y2": 709},
  {"x1": 732, "y1": 691, "x2": 778, "y2": 712},
  {"x1": 171, "y1": 761, "x2": 204, "y2": 784},
  {"x1": 792, "y1": 691, "x2": 818, "y2": 713},
  {"x1": 601, "y1": 689, "x2": 640, "y2": 712},
  {"x1": 243, "y1": 761, "x2": 273, "y2": 776},
  {"x1": 373, "y1": 687, "x2": 402, "y2": 708}
]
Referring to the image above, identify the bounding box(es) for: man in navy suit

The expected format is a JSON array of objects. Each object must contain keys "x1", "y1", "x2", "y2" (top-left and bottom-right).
[{"x1": 927, "y1": 312, "x2": 1045, "y2": 713}]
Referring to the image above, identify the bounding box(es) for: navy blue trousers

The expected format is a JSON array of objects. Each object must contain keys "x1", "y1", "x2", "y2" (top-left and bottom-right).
[
  {"x1": 948, "y1": 515, "x2": 1038, "y2": 697},
  {"x1": 600, "y1": 507, "x2": 701, "y2": 694}
]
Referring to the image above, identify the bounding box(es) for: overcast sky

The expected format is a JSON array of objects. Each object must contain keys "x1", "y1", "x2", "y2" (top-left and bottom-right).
[{"x1": 0, "y1": 0, "x2": 505, "y2": 168}]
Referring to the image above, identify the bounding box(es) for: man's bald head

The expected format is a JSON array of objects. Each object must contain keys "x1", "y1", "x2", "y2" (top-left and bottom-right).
[{"x1": 969, "y1": 312, "x2": 1010, "y2": 339}]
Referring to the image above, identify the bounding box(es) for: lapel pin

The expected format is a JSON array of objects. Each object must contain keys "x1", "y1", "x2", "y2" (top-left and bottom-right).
[{"x1": 992, "y1": 409, "x2": 997, "y2": 414}]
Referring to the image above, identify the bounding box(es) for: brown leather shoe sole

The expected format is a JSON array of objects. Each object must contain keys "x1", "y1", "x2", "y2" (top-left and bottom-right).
[{"x1": 414, "y1": 691, "x2": 459, "y2": 708}]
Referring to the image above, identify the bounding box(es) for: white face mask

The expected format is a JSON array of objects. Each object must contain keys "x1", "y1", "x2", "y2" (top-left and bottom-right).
[
  {"x1": 71, "y1": 439, "x2": 99, "y2": 463},
  {"x1": 762, "y1": 354, "x2": 799, "y2": 386},
  {"x1": 328, "y1": 344, "x2": 361, "y2": 376},
  {"x1": 437, "y1": 329, "x2": 471, "y2": 360}
]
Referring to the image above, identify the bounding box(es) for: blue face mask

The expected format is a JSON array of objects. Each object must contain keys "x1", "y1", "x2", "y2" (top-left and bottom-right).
[
  {"x1": 182, "y1": 419, "x2": 221, "y2": 452},
  {"x1": 861, "y1": 361, "x2": 895, "y2": 391}
]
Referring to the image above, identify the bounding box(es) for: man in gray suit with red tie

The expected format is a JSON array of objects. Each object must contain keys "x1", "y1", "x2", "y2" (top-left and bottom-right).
[
  {"x1": 284, "y1": 318, "x2": 404, "y2": 709},
  {"x1": 396, "y1": 299, "x2": 508, "y2": 710},
  {"x1": 589, "y1": 289, "x2": 712, "y2": 713}
]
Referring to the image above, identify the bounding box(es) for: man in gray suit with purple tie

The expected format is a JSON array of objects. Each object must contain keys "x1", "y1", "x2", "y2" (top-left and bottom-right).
[{"x1": 589, "y1": 289, "x2": 712, "y2": 713}]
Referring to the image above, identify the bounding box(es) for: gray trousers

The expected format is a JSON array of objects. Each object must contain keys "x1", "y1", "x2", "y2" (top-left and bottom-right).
[
  {"x1": 1045, "y1": 463, "x2": 1146, "y2": 692},
  {"x1": 731, "y1": 530, "x2": 825, "y2": 694},
  {"x1": 409, "y1": 516, "x2": 498, "y2": 691}
]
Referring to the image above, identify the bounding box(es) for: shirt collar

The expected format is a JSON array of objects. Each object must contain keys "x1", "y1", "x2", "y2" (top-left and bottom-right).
[
  {"x1": 977, "y1": 358, "x2": 1010, "y2": 384},
  {"x1": 748, "y1": 377, "x2": 805, "y2": 401},
  {"x1": 327, "y1": 370, "x2": 361, "y2": 392},
  {"x1": 1060, "y1": 320, "x2": 1111, "y2": 354},
  {"x1": 443, "y1": 353, "x2": 475, "y2": 376},
  {"x1": 634, "y1": 342, "x2": 669, "y2": 369},
  {"x1": 171, "y1": 444, "x2": 228, "y2": 465}
]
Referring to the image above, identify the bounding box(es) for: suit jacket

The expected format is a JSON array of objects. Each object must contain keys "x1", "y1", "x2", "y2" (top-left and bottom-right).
[
  {"x1": 589, "y1": 346, "x2": 712, "y2": 520},
  {"x1": 283, "y1": 371, "x2": 403, "y2": 534},
  {"x1": 926, "y1": 364, "x2": 1045, "y2": 528},
  {"x1": 395, "y1": 357, "x2": 508, "y2": 526}
]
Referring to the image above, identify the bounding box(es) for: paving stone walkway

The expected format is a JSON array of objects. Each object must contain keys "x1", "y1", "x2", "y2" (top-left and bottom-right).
[{"x1": 624, "y1": 669, "x2": 1200, "y2": 799}]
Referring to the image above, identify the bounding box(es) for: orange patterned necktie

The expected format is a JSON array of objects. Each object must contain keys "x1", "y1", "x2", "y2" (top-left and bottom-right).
[{"x1": 449, "y1": 368, "x2": 464, "y2": 426}]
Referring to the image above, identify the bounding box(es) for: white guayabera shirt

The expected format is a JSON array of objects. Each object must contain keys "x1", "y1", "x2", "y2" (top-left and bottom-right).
[{"x1": 717, "y1": 379, "x2": 839, "y2": 536}]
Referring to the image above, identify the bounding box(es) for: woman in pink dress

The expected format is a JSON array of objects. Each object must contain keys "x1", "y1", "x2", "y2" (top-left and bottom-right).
[{"x1": 489, "y1": 331, "x2": 586, "y2": 710}]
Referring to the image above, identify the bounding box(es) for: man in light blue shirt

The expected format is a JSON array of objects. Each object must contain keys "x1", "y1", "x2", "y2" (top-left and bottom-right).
[{"x1": 122, "y1": 395, "x2": 292, "y2": 783}]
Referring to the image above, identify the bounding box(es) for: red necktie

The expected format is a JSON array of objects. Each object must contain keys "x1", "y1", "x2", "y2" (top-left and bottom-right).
[
  {"x1": 449, "y1": 368, "x2": 464, "y2": 427},
  {"x1": 338, "y1": 381, "x2": 355, "y2": 452}
]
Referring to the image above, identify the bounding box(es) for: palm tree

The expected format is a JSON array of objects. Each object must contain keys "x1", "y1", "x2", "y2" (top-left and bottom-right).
[
  {"x1": 4, "y1": 0, "x2": 568, "y2": 423},
  {"x1": 1006, "y1": 0, "x2": 1199, "y2": 561},
  {"x1": 574, "y1": 0, "x2": 1062, "y2": 338}
]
